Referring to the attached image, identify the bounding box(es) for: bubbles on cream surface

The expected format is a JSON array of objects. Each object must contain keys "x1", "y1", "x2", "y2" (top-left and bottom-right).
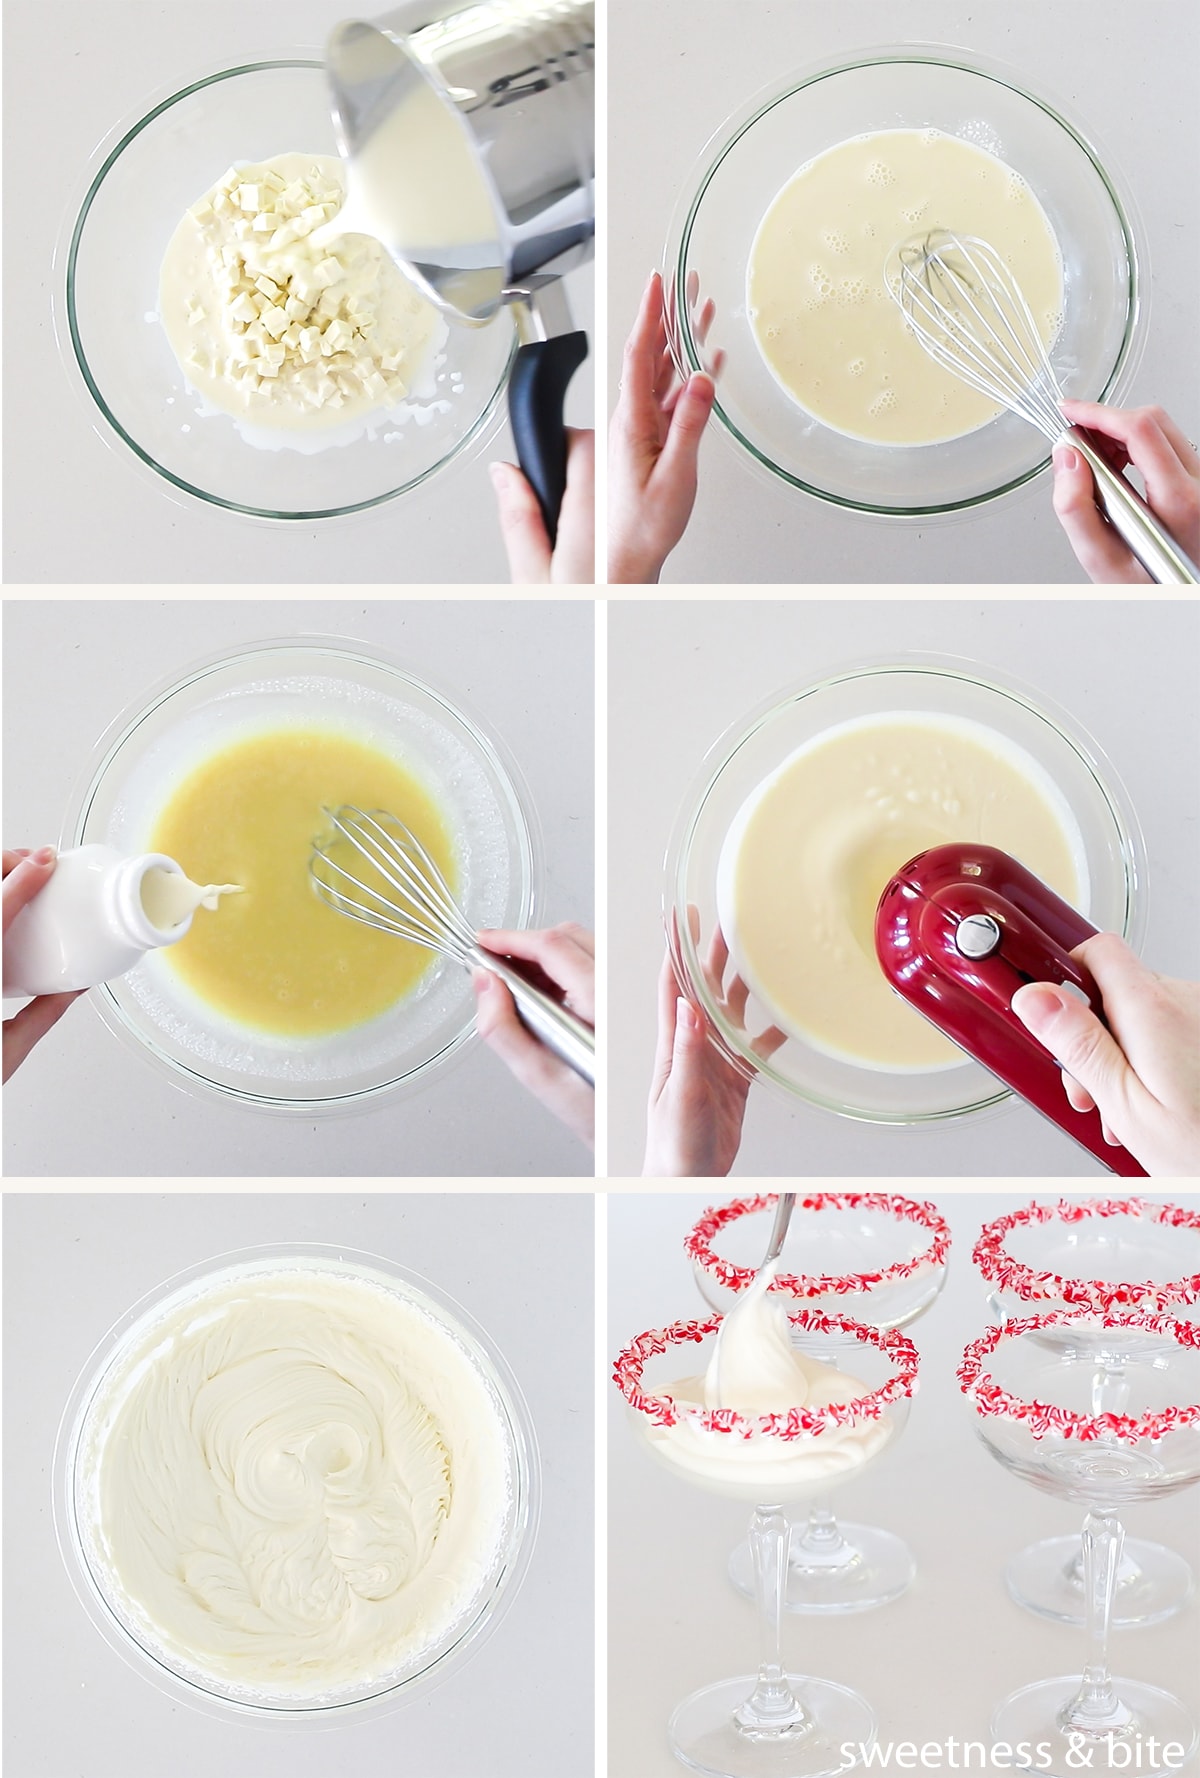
[
  {"x1": 747, "y1": 127, "x2": 1064, "y2": 445},
  {"x1": 78, "y1": 1268, "x2": 512, "y2": 1698}
]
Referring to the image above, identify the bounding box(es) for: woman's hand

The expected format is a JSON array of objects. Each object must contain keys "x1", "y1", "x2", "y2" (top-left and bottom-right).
[
  {"x1": 608, "y1": 271, "x2": 717, "y2": 584},
  {"x1": 491, "y1": 428, "x2": 595, "y2": 584},
  {"x1": 1052, "y1": 401, "x2": 1200, "y2": 583},
  {"x1": 473, "y1": 923, "x2": 595, "y2": 1149},
  {"x1": 1011, "y1": 935, "x2": 1200, "y2": 1175},
  {"x1": 644, "y1": 912, "x2": 785, "y2": 1177},
  {"x1": 3, "y1": 848, "x2": 84, "y2": 1082}
]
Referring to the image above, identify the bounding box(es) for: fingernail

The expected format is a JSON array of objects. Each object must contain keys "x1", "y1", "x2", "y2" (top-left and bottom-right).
[
  {"x1": 472, "y1": 968, "x2": 492, "y2": 995},
  {"x1": 677, "y1": 997, "x2": 697, "y2": 1034},
  {"x1": 32, "y1": 845, "x2": 56, "y2": 866},
  {"x1": 489, "y1": 462, "x2": 512, "y2": 493},
  {"x1": 688, "y1": 372, "x2": 715, "y2": 398},
  {"x1": 1011, "y1": 982, "x2": 1071, "y2": 1031},
  {"x1": 1053, "y1": 445, "x2": 1080, "y2": 473}
]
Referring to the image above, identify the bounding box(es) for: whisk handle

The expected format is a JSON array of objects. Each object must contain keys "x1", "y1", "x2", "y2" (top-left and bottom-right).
[
  {"x1": 477, "y1": 954, "x2": 596, "y2": 1087},
  {"x1": 1068, "y1": 427, "x2": 1200, "y2": 585}
]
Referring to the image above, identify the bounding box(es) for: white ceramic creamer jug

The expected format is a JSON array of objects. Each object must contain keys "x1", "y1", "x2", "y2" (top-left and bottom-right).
[{"x1": 3, "y1": 846, "x2": 239, "y2": 998}]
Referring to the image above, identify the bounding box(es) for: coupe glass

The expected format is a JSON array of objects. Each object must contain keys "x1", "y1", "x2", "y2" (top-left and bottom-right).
[
  {"x1": 615, "y1": 1309, "x2": 919, "y2": 1777},
  {"x1": 688, "y1": 1191, "x2": 949, "y2": 1611},
  {"x1": 959, "y1": 1312, "x2": 1200, "y2": 1776},
  {"x1": 974, "y1": 1197, "x2": 1200, "y2": 1627}
]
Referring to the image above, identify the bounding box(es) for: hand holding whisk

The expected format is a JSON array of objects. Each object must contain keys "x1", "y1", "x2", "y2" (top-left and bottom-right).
[
  {"x1": 892, "y1": 231, "x2": 1199, "y2": 584},
  {"x1": 310, "y1": 805, "x2": 595, "y2": 1085}
]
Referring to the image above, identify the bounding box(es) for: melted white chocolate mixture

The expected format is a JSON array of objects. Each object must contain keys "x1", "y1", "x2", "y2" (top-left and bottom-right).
[
  {"x1": 644, "y1": 1263, "x2": 893, "y2": 1501},
  {"x1": 716, "y1": 712, "x2": 1086, "y2": 1073},
  {"x1": 82, "y1": 1270, "x2": 511, "y2": 1696},
  {"x1": 748, "y1": 128, "x2": 1063, "y2": 445},
  {"x1": 160, "y1": 153, "x2": 444, "y2": 431}
]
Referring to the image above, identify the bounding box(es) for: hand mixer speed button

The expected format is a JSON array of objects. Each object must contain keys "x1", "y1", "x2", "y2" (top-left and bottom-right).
[{"x1": 954, "y1": 913, "x2": 1002, "y2": 960}]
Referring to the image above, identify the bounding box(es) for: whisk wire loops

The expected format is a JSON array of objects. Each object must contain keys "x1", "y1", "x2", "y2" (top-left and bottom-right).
[
  {"x1": 894, "y1": 231, "x2": 1066, "y2": 444},
  {"x1": 310, "y1": 804, "x2": 477, "y2": 967}
]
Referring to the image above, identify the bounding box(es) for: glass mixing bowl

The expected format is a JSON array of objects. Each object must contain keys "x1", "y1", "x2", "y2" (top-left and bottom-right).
[
  {"x1": 664, "y1": 44, "x2": 1145, "y2": 516},
  {"x1": 53, "y1": 1244, "x2": 540, "y2": 1722},
  {"x1": 56, "y1": 60, "x2": 514, "y2": 520},
  {"x1": 63, "y1": 639, "x2": 541, "y2": 1113},
  {"x1": 665, "y1": 655, "x2": 1145, "y2": 1125}
]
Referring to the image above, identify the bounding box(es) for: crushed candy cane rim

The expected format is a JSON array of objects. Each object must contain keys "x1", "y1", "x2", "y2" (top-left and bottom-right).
[
  {"x1": 613, "y1": 1308, "x2": 919, "y2": 1441},
  {"x1": 958, "y1": 1311, "x2": 1200, "y2": 1444},
  {"x1": 685, "y1": 1191, "x2": 951, "y2": 1297},
  {"x1": 972, "y1": 1198, "x2": 1200, "y2": 1314}
]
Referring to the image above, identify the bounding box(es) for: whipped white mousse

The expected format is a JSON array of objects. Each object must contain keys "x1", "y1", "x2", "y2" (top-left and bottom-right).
[
  {"x1": 78, "y1": 1267, "x2": 513, "y2": 1699},
  {"x1": 644, "y1": 1263, "x2": 894, "y2": 1501}
]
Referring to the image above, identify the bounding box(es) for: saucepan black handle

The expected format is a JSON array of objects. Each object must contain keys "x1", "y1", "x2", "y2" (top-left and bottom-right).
[{"x1": 508, "y1": 330, "x2": 589, "y2": 545}]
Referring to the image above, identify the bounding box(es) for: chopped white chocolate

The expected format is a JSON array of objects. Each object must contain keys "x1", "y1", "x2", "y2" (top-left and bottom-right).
[{"x1": 160, "y1": 152, "x2": 443, "y2": 432}]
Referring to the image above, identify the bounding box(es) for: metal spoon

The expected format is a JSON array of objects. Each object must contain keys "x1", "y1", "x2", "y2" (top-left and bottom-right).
[{"x1": 710, "y1": 1192, "x2": 796, "y2": 1400}]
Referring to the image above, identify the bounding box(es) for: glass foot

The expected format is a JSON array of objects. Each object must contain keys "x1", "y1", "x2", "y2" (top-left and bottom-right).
[
  {"x1": 992, "y1": 1675, "x2": 1198, "y2": 1778},
  {"x1": 670, "y1": 1674, "x2": 876, "y2": 1778},
  {"x1": 1006, "y1": 1536, "x2": 1195, "y2": 1629},
  {"x1": 729, "y1": 1522, "x2": 916, "y2": 1615}
]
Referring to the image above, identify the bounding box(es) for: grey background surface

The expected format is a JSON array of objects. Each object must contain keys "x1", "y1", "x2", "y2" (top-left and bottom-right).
[
  {"x1": 608, "y1": 599, "x2": 1200, "y2": 1177},
  {"x1": 2, "y1": 0, "x2": 594, "y2": 585},
  {"x1": 3, "y1": 1191, "x2": 594, "y2": 1778},
  {"x1": 2, "y1": 599, "x2": 594, "y2": 1178},
  {"x1": 608, "y1": 0, "x2": 1200, "y2": 584},
  {"x1": 608, "y1": 1189, "x2": 1200, "y2": 1778}
]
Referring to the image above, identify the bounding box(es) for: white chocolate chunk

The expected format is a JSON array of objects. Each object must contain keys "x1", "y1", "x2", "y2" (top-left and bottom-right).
[{"x1": 161, "y1": 152, "x2": 442, "y2": 430}]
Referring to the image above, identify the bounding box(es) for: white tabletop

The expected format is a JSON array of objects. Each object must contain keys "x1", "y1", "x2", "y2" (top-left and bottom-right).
[
  {"x1": 608, "y1": 0, "x2": 1200, "y2": 585},
  {"x1": 3, "y1": 599, "x2": 595, "y2": 1178},
  {"x1": 608, "y1": 1188, "x2": 1200, "y2": 1778},
  {"x1": 2, "y1": 0, "x2": 593, "y2": 586},
  {"x1": 607, "y1": 598, "x2": 1200, "y2": 1177},
  {"x1": 3, "y1": 1191, "x2": 594, "y2": 1778}
]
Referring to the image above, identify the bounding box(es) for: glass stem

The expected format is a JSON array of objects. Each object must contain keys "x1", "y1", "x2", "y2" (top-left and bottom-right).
[
  {"x1": 1058, "y1": 1511, "x2": 1134, "y2": 1736},
  {"x1": 790, "y1": 1494, "x2": 857, "y2": 1572},
  {"x1": 734, "y1": 1504, "x2": 811, "y2": 1737}
]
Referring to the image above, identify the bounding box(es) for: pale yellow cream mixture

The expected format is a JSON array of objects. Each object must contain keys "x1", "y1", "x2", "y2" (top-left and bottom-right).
[
  {"x1": 149, "y1": 726, "x2": 455, "y2": 1037},
  {"x1": 748, "y1": 128, "x2": 1063, "y2": 445},
  {"x1": 716, "y1": 712, "x2": 1085, "y2": 1071}
]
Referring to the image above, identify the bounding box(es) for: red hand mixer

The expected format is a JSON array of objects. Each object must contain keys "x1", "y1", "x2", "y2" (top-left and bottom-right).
[{"x1": 875, "y1": 842, "x2": 1146, "y2": 1177}]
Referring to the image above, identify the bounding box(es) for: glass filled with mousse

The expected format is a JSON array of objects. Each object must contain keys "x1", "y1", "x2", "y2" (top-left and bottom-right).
[
  {"x1": 615, "y1": 1262, "x2": 919, "y2": 1777},
  {"x1": 688, "y1": 1190, "x2": 949, "y2": 1613}
]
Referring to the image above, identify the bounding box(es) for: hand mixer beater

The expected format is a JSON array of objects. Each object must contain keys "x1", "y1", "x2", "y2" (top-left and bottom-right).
[
  {"x1": 892, "y1": 230, "x2": 1199, "y2": 584},
  {"x1": 310, "y1": 804, "x2": 595, "y2": 1083}
]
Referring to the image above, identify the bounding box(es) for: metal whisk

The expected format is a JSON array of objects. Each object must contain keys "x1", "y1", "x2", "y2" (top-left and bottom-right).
[
  {"x1": 893, "y1": 230, "x2": 1198, "y2": 584},
  {"x1": 310, "y1": 805, "x2": 595, "y2": 1084}
]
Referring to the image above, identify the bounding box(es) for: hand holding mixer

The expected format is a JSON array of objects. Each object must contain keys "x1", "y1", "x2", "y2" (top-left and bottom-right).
[
  {"x1": 311, "y1": 804, "x2": 595, "y2": 1084},
  {"x1": 892, "y1": 231, "x2": 1199, "y2": 585},
  {"x1": 323, "y1": 1, "x2": 594, "y2": 541},
  {"x1": 875, "y1": 842, "x2": 1146, "y2": 1177}
]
